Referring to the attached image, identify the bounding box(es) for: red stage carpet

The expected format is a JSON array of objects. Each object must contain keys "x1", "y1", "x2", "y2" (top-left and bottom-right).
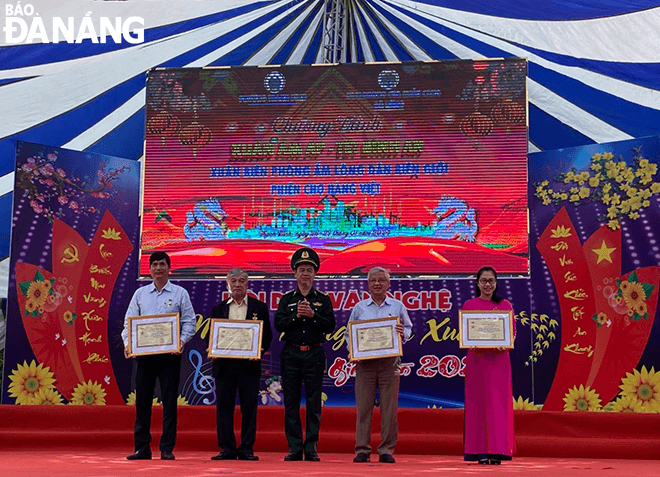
[
  {"x1": 1, "y1": 404, "x2": 658, "y2": 476},
  {"x1": 1, "y1": 451, "x2": 657, "y2": 477}
]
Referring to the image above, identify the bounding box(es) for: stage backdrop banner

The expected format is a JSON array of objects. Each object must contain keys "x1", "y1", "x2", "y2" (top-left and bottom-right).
[
  {"x1": 528, "y1": 135, "x2": 660, "y2": 412},
  {"x1": 2, "y1": 141, "x2": 140, "y2": 405},
  {"x1": 141, "y1": 59, "x2": 529, "y2": 277}
]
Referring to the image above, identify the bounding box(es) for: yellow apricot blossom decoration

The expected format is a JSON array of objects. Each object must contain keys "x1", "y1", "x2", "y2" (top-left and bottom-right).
[
  {"x1": 178, "y1": 395, "x2": 189, "y2": 406},
  {"x1": 8, "y1": 360, "x2": 56, "y2": 405},
  {"x1": 70, "y1": 380, "x2": 107, "y2": 405},
  {"x1": 533, "y1": 151, "x2": 660, "y2": 229},
  {"x1": 563, "y1": 385, "x2": 601, "y2": 412}
]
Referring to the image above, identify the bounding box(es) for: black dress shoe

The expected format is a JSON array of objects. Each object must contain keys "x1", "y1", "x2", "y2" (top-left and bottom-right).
[
  {"x1": 490, "y1": 459, "x2": 501, "y2": 465},
  {"x1": 353, "y1": 452, "x2": 370, "y2": 463},
  {"x1": 238, "y1": 453, "x2": 259, "y2": 461},
  {"x1": 284, "y1": 451, "x2": 303, "y2": 461},
  {"x1": 211, "y1": 452, "x2": 237, "y2": 460},
  {"x1": 478, "y1": 459, "x2": 489, "y2": 465},
  {"x1": 379, "y1": 454, "x2": 396, "y2": 463},
  {"x1": 304, "y1": 451, "x2": 321, "y2": 462},
  {"x1": 160, "y1": 451, "x2": 175, "y2": 460},
  {"x1": 126, "y1": 449, "x2": 152, "y2": 460}
]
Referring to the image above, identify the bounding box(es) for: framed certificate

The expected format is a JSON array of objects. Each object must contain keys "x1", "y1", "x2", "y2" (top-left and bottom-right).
[
  {"x1": 208, "y1": 319, "x2": 263, "y2": 359},
  {"x1": 127, "y1": 313, "x2": 180, "y2": 356},
  {"x1": 348, "y1": 316, "x2": 402, "y2": 361},
  {"x1": 458, "y1": 310, "x2": 514, "y2": 349}
]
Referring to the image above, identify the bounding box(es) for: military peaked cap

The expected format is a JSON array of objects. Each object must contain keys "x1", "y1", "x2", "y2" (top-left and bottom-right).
[{"x1": 291, "y1": 247, "x2": 320, "y2": 271}]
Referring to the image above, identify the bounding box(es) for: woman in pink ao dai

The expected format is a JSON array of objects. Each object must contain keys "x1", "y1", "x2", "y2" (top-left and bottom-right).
[{"x1": 462, "y1": 266, "x2": 515, "y2": 465}]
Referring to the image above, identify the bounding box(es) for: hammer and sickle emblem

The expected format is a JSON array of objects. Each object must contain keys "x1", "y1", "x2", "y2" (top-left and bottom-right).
[{"x1": 61, "y1": 245, "x2": 79, "y2": 263}]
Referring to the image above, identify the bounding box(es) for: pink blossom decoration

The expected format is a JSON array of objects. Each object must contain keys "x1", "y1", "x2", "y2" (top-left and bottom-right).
[
  {"x1": 41, "y1": 163, "x2": 55, "y2": 176},
  {"x1": 30, "y1": 200, "x2": 43, "y2": 213}
]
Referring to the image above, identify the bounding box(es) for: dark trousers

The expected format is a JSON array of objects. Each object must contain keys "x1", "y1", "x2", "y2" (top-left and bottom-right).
[
  {"x1": 134, "y1": 354, "x2": 182, "y2": 453},
  {"x1": 281, "y1": 343, "x2": 326, "y2": 454},
  {"x1": 215, "y1": 362, "x2": 261, "y2": 456}
]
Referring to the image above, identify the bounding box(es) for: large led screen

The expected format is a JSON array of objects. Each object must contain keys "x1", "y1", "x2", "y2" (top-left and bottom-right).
[{"x1": 142, "y1": 59, "x2": 528, "y2": 276}]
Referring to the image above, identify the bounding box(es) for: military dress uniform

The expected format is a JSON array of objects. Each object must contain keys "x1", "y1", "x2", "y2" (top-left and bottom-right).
[{"x1": 275, "y1": 286, "x2": 335, "y2": 458}]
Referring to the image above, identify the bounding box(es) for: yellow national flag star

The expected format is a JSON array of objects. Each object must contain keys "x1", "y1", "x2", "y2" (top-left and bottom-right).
[{"x1": 592, "y1": 240, "x2": 616, "y2": 264}]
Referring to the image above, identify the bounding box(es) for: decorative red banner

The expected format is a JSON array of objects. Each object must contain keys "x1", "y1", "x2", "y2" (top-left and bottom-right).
[
  {"x1": 583, "y1": 225, "x2": 621, "y2": 392},
  {"x1": 51, "y1": 218, "x2": 90, "y2": 389},
  {"x1": 15, "y1": 263, "x2": 80, "y2": 398},
  {"x1": 587, "y1": 267, "x2": 658, "y2": 403},
  {"x1": 537, "y1": 207, "x2": 598, "y2": 410},
  {"x1": 74, "y1": 211, "x2": 133, "y2": 404}
]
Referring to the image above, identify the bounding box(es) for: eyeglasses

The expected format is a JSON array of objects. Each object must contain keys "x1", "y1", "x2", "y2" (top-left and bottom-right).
[{"x1": 479, "y1": 279, "x2": 496, "y2": 285}]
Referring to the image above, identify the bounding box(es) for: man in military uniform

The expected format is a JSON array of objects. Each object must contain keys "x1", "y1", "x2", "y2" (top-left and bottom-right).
[{"x1": 275, "y1": 247, "x2": 335, "y2": 462}]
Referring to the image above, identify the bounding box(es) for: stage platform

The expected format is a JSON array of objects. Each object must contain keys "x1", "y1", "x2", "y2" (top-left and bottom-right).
[
  {"x1": 2, "y1": 451, "x2": 656, "y2": 477},
  {"x1": 1, "y1": 405, "x2": 659, "y2": 461}
]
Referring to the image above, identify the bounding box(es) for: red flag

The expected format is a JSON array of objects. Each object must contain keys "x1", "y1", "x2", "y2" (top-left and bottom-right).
[
  {"x1": 15, "y1": 263, "x2": 79, "y2": 398},
  {"x1": 51, "y1": 218, "x2": 90, "y2": 391},
  {"x1": 536, "y1": 207, "x2": 598, "y2": 410}
]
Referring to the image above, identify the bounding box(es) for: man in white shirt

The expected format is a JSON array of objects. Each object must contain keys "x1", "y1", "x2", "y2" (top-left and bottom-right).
[
  {"x1": 122, "y1": 251, "x2": 196, "y2": 461},
  {"x1": 348, "y1": 267, "x2": 413, "y2": 464},
  {"x1": 209, "y1": 268, "x2": 272, "y2": 461}
]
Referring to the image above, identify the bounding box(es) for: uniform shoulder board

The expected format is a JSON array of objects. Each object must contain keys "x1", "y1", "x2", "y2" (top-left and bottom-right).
[
  {"x1": 284, "y1": 289, "x2": 297, "y2": 296},
  {"x1": 315, "y1": 289, "x2": 328, "y2": 296}
]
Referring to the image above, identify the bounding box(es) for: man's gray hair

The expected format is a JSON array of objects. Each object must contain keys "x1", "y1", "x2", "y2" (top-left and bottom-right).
[
  {"x1": 226, "y1": 268, "x2": 248, "y2": 280},
  {"x1": 367, "y1": 267, "x2": 390, "y2": 280}
]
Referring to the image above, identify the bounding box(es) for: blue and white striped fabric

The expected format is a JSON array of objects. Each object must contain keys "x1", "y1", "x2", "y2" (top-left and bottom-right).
[{"x1": 1, "y1": 0, "x2": 659, "y2": 284}]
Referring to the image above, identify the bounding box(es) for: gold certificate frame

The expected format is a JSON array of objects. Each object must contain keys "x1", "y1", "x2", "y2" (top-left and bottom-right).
[
  {"x1": 458, "y1": 310, "x2": 514, "y2": 349},
  {"x1": 127, "y1": 313, "x2": 180, "y2": 356},
  {"x1": 208, "y1": 319, "x2": 263, "y2": 359},
  {"x1": 348, "y1": 316, "x2": 402, "y2": 361}
]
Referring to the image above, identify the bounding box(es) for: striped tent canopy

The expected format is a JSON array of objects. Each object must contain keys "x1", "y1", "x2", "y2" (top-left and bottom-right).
[{"x1": 1, "y1": 0, "x2": 659, "y2": 288}]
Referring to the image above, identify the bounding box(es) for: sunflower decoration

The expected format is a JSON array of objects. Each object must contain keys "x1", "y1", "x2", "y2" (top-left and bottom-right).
[
  {"x1": 70, "y1": 380, "x2": 107, "y2": 405},
  {"x1": 177, "y1": 395, "x2": 189, "y2": 406},
  {"x1": 29, "y1": 387, "x2": 65, "y2": 405},
  {"x1": 614, "y1": 271, "x2": 654, "y2": 321},
  {"x1": 608, "y1": 394, "x2": 645, "y2": 413},
  {"x1": 125, "y1": 391, "x2": 136, "y2": 405},
  {"x1": 563, "y1": 384, "x2": 601, "y2": 412},
  {"x1": 19, "y1": 270, "x2": 57, "y2": 318},
  {"x1": 591, "y1": 311, "x2": 610, "y2": 328},
  {"x1": 619, "y1": 366, "x2": 660, "y2": 413},
  {"x1": 62, "y1": 310, "x2": 77, "y2": 326},
  {"x1": 8, "y1": 360, "x2": 56, "y2": 405},
  {"x1": 513, "y1": 396, "x2": 537, "y2": 410}
]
